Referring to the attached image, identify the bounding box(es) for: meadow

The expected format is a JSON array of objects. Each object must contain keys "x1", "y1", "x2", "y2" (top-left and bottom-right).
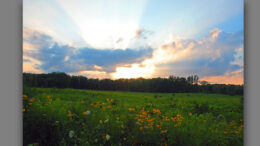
[{"x1": 23, "y1": 87, "x2": 243, "y2": 146}]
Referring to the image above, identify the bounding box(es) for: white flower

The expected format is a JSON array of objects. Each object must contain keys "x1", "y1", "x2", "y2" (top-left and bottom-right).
[
  {"x1": 86, "y1": 110, "x2": 91, "y2": 115},
  {"x1": 69, "y1": 130, "x2": 75, "y2": 138},
  {"x1": 104, "y1": 119, "x2": 109, "y2": 123},
  {"x1": 106, "y1": 134, "x2": 110, "y2": 141}
]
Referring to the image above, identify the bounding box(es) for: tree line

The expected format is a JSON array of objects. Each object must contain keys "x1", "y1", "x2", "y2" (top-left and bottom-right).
[{"x1": 23, "y1": 72, "x2": 243, "y2": 95}]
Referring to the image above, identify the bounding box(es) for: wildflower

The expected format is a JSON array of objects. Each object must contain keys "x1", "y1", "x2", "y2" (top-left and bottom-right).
[
  {"x1": 23, "y1": 94, "x2": 28, "y2": 98},
  {"x1": 128, "y1": 108, "x2": 135, "y2": 111},
  {"x1": 28, "y1": 98, "x2": 35, "y2": 102},
  {"x1": 95, "y1": 139, "x2": 98, "y2": 142},
  {"x1": 189, "y1": 112, "x2": 192, "y2": 116},
  {"x1": 83, "y1": 110, "x2": 91, "y2": 115},
  {"x1": 116, "y1": 117, "x2": 120, "y2": 120},
  {"x1": 104, "y1": 119, "x2": 109, "y2": 123},
  {"x1": 22, "y1": 108, "x2": 25, "y2": 112},
  {"x1": 171, "y1": 117, "x2": 176, "y2": 121},
  {"x1": 69, "y1": 130, "x2": 75, "y2": 138},
  {"x1": 140, "y1": 127, "x2": 143, "y2": 131},
  {"x1": 239, "y1": 125, "x2": 243, "y2": 130},
  {"x1": 153, "y1": 108, "x2": 161, "y2": 115},
  {"x1": 107, "y1": 105, "x2": 111, "y2": 109},
  {"x1": 106, "y1": 134, "x2": 110, "y2": 141},
  {"x1": 99, "y1": 120, "x2": 103, "y2": 124},
  {"x1": 156, "y1": 124, "x2": 160, "y2": 128},
  {"x1": 161, "y1": 129, "x2": 168, "y2": 134},
  {"x1": 121, "y1": 124, "x2": 124, "y2": 128},
  {"x1": 68, "y1": 110, "x2": 72, "y2": 117}
]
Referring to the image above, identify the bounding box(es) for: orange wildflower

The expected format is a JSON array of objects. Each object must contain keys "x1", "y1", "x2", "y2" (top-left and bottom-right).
[
  {"x1": 161, "y1": 129, "x2": 168, "y2": 134},
  {"x1": 68, "y1": 110, "x2": 72, "y2": 116}
]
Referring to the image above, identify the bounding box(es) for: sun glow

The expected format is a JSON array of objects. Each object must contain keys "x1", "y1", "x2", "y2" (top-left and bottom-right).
[
  {"x1": 56, "y1": 0, "x2": 147, "y2": 49},
  {"x1": 112, "y1": 64, "x2": 155, "y2": 79}
]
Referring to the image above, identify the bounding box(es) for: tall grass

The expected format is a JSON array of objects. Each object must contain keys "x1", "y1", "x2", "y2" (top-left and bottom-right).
[{"x1": 23, "y1": 87, "x2": 243, "y2": 146}]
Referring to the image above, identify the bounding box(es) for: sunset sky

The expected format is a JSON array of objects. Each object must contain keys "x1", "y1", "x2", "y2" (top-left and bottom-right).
[{"x1": 23, "y1": 0, "x2": 244, "y2": 85}]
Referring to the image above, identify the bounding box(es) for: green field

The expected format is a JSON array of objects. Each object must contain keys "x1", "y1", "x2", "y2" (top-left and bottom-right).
[{"x1": 23, "y1": 87, "x2": 243, "y2": 146}]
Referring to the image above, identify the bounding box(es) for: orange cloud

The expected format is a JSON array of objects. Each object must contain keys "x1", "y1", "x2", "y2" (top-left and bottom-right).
[
  {"x1": 201, "y1": 69, "x2": 243, "y2": 85},
  {"x1": 210, "y1": 28, "x2": 222, "y2": 39},
  {"x1": 93, "y1": 65, "x2": 103, "y2": 70},
  {"x1": 23, "y1": 61, "x2": 42, "y2": 73},
  {"x1": 73, "y1": 70, "x2": 111, "y2": 79}
]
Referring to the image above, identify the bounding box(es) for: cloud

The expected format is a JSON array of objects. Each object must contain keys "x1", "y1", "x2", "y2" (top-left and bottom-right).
[
  {"x1": 135, "y1": 28, "x2": 143, "y2": 39},
  {"x1": 200, "y1": 69, "x2": 243, "y2": 85},
  {"x1": 23, "y1": 28, "x2": 153, "y2": 74},
  {"x1": 112, "y1": 28, "x2": 243, "y2": 83},
  {"x1": 23, "y1": 27, "x2": 244, "y2": 84},
  {"x1": 134, "y1": 28, "x2": 153, "y2": 39},
  {"x1": 230, "y1": 47, "x2": 243, "y2": 67},
  {"x1": 116, "y1": 37, "x2": 123, "y2": 44},
  {"x1": 209, "y1": 28, "x2": 222, "y2": 38}
]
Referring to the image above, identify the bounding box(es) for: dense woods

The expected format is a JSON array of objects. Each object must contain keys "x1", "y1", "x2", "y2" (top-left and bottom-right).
[{"x1": 23, "y1": 72, "x2": 243, "y2": 95}]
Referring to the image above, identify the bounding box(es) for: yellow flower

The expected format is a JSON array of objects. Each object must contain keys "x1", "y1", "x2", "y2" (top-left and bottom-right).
[
  {"x1": 68, "y1": 110, "x2": 72, "y2": 116},
  {"x1": 99, "y1": 120, "x2": 103, "y2": 124},
  {"x1": 121, "y1": 124, "x2": 124, "y2": 128},
  {"x1": 29, "y1": 98, "x2": 35, "y2": 103},
  {"x1": 161, "y1": 129, "x2": 168, "y2": 134},
  {"x1": 139, "y1": 127, "x2": 143, "y2": 131},
  {"x1": 128, "y1": 108, "x2": 135, "y2": 111},
  {"x1": 116, "y1": 117, "x2": 120, "y2": 120},
  {"x1": 153, "y1": 108, "x2": 161, "y2": 115},
  {"x1": 189, "y1": 112, "x2": 192, "y2": 116},
  {"x1": 23, "y1": 94, "x2": 28, "y2": 98}
]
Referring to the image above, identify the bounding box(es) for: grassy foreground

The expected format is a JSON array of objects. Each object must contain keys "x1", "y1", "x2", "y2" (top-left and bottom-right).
[{"x1": 23, "y1": 87, "x2": 243, "y2": 146}]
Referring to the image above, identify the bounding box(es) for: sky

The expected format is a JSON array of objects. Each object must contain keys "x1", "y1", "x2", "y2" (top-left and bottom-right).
[{"x1": 23, "y1": 0, "x2": 244, "y2": 85}]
